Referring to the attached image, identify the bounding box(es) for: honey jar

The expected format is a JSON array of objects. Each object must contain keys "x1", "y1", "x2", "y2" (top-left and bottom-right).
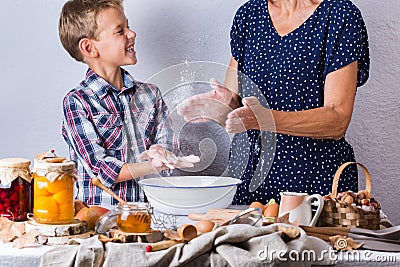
[
  {"x1": 0, "y1": 158, "x2": 32, "y2": 221},
  {"x1": 116, "y1": 202, "x2": 152, "y2": 233},
  {"x1": 32, "y1": 159, "x2": 76, "y2": 224}
]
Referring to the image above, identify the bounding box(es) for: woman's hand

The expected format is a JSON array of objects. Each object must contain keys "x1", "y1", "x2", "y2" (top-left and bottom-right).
[
  {"x1": 177, "y1": 79, "x2": 236, "y2": 126},
  {"x1": 226, "y1": 97, "x2": 275, "y2": 133}
]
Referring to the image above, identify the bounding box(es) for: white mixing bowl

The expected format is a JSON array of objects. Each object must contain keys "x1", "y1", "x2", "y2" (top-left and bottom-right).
[{"x1": 138, "y1": 176, "x2": 242, "y2": 215}]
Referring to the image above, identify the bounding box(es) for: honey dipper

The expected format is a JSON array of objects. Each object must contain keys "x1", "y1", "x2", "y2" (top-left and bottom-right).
[
  {"x1": 146, "y1": 224, "x2": 197, "y2": 252},
  {"x1": 92, "y1": 178, "x2": 127, "y2": 205}
]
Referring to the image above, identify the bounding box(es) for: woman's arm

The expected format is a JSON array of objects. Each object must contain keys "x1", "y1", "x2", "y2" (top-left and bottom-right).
[
  {"x1": 226, "y1": 59, "x2": 358, "y2": 140},
  {"x1": 273, "y1": 61, "x2": 358, "y2": 139},
  {"x1": 225, "y1": 57, "x2": 241, "y2": 109}
]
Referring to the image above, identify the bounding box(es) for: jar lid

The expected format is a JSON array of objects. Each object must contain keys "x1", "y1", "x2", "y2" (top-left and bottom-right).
[
  {"x1": 0, "y1": 158, "x2": 31, "y2": 185},
  {"x1": 33, "y1": 159, "x2": 77, "y2": 182},
  {"x1": 33, "y1": 159, "x2": 75, "y2": 172},
  {"x1": 117, "y1": 202, "x2": 151, "y2": 211},
  {"x1": 95, "y1": 208, "x2": 117, "y2": 234},
  {"x1": 0, "y1": 158, "x2": 30, "y2": 169}
]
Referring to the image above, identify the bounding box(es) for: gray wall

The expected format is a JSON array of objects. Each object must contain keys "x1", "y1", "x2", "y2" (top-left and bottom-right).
[
  {"x1": 345, "y1": 1, "x2": 400, "y2": 226},
  {"x1": 0, "y1": 0, "x2": 399, "y2": 225}
]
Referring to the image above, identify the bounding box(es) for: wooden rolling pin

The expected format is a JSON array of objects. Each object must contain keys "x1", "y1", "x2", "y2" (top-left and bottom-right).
[
  {"x1": 300, "y1": 226, "x2": 350, "y2": 237},
  {"x1": 188, "y1": 209, "x2": 242, "y2": 222},
  {"x1": 300, "y1": 226, "x2": 351, "y2": 242},
  {"x1": 301, "y1": 226, "x2": 400, "y2": 244}
]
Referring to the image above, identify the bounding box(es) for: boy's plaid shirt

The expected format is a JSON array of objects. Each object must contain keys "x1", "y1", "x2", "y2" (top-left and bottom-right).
[{"x1": 62, "y1": 68, "x2": 176, "y2": 205}]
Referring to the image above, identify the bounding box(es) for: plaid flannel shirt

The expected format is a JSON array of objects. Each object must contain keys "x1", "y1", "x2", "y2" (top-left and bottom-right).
[{"x1": 62, "y1": 68, "x2": 176, "y2": 205}]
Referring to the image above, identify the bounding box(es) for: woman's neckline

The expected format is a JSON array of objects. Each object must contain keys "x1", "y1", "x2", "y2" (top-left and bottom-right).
[{"x1": 266, "y1": 0, "x2": 325, "y2": 38}]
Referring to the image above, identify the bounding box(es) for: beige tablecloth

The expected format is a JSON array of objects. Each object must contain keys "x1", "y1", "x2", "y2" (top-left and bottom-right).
[{"x1": 40, "y1": 223, "x2": 335, "y2": 267}]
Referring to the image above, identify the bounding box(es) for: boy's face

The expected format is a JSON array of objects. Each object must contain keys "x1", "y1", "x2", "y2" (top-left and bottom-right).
[{"x1": 92, "y1": 7, "x2": 137, "y2": 68}]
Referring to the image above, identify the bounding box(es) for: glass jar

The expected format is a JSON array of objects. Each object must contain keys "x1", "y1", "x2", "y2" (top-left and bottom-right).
[
  {"x1": 116, "y1": 202, "x2": 152, "y2": 233},
  {"x1": 0, "y1": 158, "x2": 32, "y2": 221},
  {"x1": 32, "y1": 159, "x2": 76, "y2": 224}
]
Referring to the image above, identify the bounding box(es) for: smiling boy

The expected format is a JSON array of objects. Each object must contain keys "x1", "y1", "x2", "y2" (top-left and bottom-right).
[{"x1": 59, "y1": 0, "x2": 180, "y2": 205}]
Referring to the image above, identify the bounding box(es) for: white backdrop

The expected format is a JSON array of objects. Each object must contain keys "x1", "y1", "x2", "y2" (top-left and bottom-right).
[{"x1": 0, "y1": 0, "x2": 399, "y2": 224}]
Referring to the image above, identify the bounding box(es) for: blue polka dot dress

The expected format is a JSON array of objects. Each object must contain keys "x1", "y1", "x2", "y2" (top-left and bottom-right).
[{"x1": 228, "y1": 0, "x2": 370, "y2": 205}]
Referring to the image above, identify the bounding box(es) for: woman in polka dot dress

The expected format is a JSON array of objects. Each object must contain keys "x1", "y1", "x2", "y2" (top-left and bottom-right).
[{"x1": 179, "y1": 0, "x2": 369, "y2": 205}]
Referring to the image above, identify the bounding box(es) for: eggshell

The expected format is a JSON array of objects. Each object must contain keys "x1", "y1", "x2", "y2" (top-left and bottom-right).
[
  {"x1": 195, "y1": 220, "x2": 215, "y2": 233},
  {"x1": 177, "y1": 224, "x2": 197, "y2": 241}
]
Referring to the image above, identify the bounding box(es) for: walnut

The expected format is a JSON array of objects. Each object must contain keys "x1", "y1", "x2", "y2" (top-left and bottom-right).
[{"x1": 341, "y1": 195, "x2": 354, "y2": 205}]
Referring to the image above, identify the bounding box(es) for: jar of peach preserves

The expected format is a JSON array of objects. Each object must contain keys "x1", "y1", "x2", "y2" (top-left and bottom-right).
[
  {"x1": 0, "y1": 158, "x2": 32, "y2": 221},
  {"x1": 32, "y1": 159, "x2": 76, "y2": 224}
]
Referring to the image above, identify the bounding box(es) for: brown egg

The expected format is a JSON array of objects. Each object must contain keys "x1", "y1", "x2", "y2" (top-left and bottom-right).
[
  {"x1": 195, "y1": 220, "x2": 215, "y2": 233},
  {"x1": 249, "y1": 201, "x2": 266, "y2": 213},
  {"x1": 262, "y1": 199, "x2": 279, "y2": 217},
  {"x1": 263, "y1": 203, "x2": 279, "y2": 217}
]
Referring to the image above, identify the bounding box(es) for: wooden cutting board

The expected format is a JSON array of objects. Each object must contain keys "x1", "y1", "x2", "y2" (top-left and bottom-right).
[
  {"x1": 25, "y1": 219, "x2": 91, "y2": 245},
  {"x1": 107, "y1": 229, "x2": 163, "y2": 243},
  {"x1": 25, "y1": 219, "x2": 88, "y2": 237}
]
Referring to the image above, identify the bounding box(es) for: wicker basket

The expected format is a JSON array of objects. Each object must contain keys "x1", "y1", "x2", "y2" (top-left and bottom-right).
[{"x1": 317, "y1": 162, "x2": 380, "y2": 230}]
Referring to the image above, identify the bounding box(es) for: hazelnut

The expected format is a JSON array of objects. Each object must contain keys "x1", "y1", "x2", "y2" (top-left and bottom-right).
[
  {"x1": 370, "y1": 201, "x2": 380, "y2": 210},
  {"x1": 357, "y1": 190, "x2": 372, "y2": 199},
  {"x1": 357, "y1": 191, "x2": 366, "y2": 200},
  {"x1": 361, "y1": 199, "x2": 370, "y2": 206},
  {"x1": 323, "y1": 195, "x2": 332, "y2": 201}
]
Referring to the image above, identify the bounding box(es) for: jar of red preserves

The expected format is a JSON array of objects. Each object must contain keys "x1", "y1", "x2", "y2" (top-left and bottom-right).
[
  {"x1": 32, "y1": 159, "x2": 77, "y2": 224},
  {"x1": 0, "y1": 158, "x2": 32, "y2": 221}
]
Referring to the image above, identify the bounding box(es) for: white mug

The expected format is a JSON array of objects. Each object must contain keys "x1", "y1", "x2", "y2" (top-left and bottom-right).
[{"x1": 278, "y1": 192, "x2": 324, "y2": 226}]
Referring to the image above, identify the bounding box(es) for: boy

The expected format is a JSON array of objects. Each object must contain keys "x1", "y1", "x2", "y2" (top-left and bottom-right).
[{"x1": 59, "y1": 0, "x2": 185, "y2": 205}]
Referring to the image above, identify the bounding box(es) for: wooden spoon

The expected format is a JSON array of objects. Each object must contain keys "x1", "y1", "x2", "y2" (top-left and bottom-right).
[{"x1": 91, "y1": 178, "x2": 127, "y2": 205}]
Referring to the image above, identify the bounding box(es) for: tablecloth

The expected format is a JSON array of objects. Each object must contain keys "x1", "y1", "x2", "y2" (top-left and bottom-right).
[{"x1": 39, "y1": 223, "x2": 334, "y2": 267}]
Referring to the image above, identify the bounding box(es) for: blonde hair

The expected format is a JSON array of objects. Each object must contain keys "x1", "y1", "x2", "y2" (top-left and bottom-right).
[{"x1": 59, "y1": 0, "x2": 123, "y2": 62}]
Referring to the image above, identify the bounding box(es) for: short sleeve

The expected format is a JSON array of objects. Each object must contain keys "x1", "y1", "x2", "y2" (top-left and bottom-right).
[
  {"x1": 325, "y1": 4, "x2": 370, "y2": 87},
  {"x1": 230, "y1": 7, "x2": 246, "y2": 62}
]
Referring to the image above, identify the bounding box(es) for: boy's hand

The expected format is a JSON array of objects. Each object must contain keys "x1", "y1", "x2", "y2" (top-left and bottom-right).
[
  {"x1": 176, "y1": 79, "x2": 234, "y2": 126},
  {"x1": 138, "y1": 144, "x2": 178, "y2": 169},
  {"x1": 138, "y1": 145, "x2": 200, "y2": 170}
]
